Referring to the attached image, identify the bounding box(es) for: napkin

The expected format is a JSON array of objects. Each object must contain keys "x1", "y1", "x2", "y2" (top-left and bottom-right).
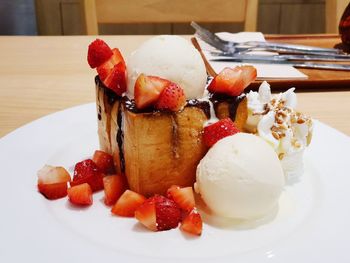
[{"x1": 197, "y1": 32, "x2": 308, "y2": 80}]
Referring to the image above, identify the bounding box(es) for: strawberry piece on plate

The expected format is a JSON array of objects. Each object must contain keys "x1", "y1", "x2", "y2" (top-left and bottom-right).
[
  {"x1": 134, "y1": 74, "x2": 170, "y2": 109},
  {"x1": 37, "y1": 165, "x2": 71, "y2": 200},
  {"x1": 208, "y1": 66, "x2": 257, "y2": 96},
  {"x1": 155, "y1": 83, "x2": 186, "y2": 112},
  {"x1": 103, "y1": 175, "x2": 127, "y2": 206},
  {"x1": 71, "y1": 159, "x2": 104, "y2": 192},
  {"x1": 111, "y1": 190, "x2": 146, "y2": 217},
  {"x1": 135, "y1": 195, "x2": 181, "y2": 231},
  {"x1": 92, "y1": 150, "x2": 115, "y2": 174},
  {"x1": 180, "y1": 208, "x2": 202, "y2": 236},
  {"x1": 87, "y1": 39, "x2": 113, "y2": 69},
  {"x1": 67, "y1": 183, "x2": 93, "y2": 206},
  {"x1": 167, "y1": 185, "x2": 195, "y2": 212},
  {"x1": 203, "y1": 118, "x2": 240, "y2": 147}
]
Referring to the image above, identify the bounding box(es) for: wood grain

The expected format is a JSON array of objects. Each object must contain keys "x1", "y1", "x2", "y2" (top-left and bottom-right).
[{"x1": 0, "y1": 35, "x2": 349, "y2": 138}]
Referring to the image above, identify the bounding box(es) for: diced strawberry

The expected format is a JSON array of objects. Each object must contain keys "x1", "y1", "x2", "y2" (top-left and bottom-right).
[
  {"x1": 208, "y1": 66, "x2": 257, "y2": 96},
  {"x1": 71, "y1": 159, "x2": 104, "y2": 192},
  {"x1": 111, "y1": 190, "x2": 146, "y2": 217},
  {"x1": 134, "y1": 74, "x2": 170, "y2": 109},
  {"x1": 167, "y1": 185, "x2": 195, "y2": 212},
  {"x1": 37, "y1": 165, "x2": 71, "y2": 200},
  {"x1": 135, "y1": 195, "x2": 181, "y2": 231},
  {"x1": 180, "y1": 208, "x2": 202, "y2": 236},
  {"x1": 102, "y1": 62, "x2": 127, "y2": 96},
  {"x1": 92, "y1": 150, "x2": 115, "y2": 174},
  {"x1": 97, "y1": 48, "x2": 126, "y2": 80},
  {"x1": 203, "y1": 118, "x2": 240, "y2": 147},
  {"x1": 155, "y1": 83, "x2": 186, "y2": 112},
  {"x1": 67, "y1": 183, "x2": 93, "y2": 206},
  {"x1": 103, "y1": 175, "x2": 127, "y2": 206},
  {"x1": 87, "y1": 39, "x2": 113, "y2": 68}
]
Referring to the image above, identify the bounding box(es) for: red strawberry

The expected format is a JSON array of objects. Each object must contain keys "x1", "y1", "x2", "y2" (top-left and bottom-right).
[
  {"x1": 180, "y1": 208, "x2": 202, "y2": 236},
  {"x1": 37, "y1": 165, "x2": 71, "y2": 200},
  {"x1": 103, "y1": 175, "x2": 127, "y2": 206},
  {"x1": 134, "y1": 74, "x2": 170, "y2": 109},
  {"x1": 92, "y1": 150, "x2": 115, "y2": 174},
  {"x1": 111, "y1": 190, "x2": 146, "y2": 217},
  {"x1": 155, "y1": 83, "x2": 186, "y2": 112},
  {"x1": 167, "y1": 185, "x2": 195, "y2": 212},
  {"x1": 71, "y1": 159, "x2": 104, "y2": 192},
  {"x1": 208, "y1": 66, "x2": 257, "y2": 96},
  {"x1": 67, "y1": 183, "x2": 93, "y2": 206},
  {"x1": 135, "y1": 195, "x2": 181, "y2": 231},
  {"x1": 87, "y1": 39, "x2": 113, "y2": 68},
  {"x1": 203, "y1": 118, "x2": 240, "y2": 147}
]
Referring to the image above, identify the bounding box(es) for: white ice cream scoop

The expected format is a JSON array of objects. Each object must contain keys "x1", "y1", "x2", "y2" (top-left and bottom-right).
[
  {"x1": 126, "y1": 35, "x2": 207, "y2": 99},
  {"x1": 196, "y1": 133, "x2": 285, "y2": 219}
]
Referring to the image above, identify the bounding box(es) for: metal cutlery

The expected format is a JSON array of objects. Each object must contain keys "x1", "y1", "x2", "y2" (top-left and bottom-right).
[{"x1": 191, "y1": 21, "x2": 345, "y2": 55}]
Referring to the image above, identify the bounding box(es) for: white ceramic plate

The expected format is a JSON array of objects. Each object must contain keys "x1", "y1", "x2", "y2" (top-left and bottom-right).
[{"x1": 1, "y1": 103, "x2": 349, "y2": 263}]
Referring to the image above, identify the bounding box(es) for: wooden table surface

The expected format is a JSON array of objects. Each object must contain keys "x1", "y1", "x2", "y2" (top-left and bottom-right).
[{"x1": 0, "y1": 35, "x2": 349, "y2": 138}]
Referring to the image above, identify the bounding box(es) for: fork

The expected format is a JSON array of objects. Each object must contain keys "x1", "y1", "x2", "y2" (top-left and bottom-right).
[{"x1": 191, "y1": 21, "x2": 344, "y2": 55}]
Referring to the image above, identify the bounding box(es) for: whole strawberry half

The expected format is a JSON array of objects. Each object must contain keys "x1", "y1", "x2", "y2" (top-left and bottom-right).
[
  {"x1": 135, "y1": 195, "x2": 182, "y2": 231},
  {"x1": 208, "y1": 66, "x2": 257, "y2": 96},
  {"x1": 71, "y1": 159, "x2": 104, "y2": 192},
  {"x1": 155, "y1": 83, "x2": 186, "y2": 112},
  {"x1": 87, "y1": 39, "x2": 113, "y2": 68},
  {"x1": 134, "y1": 74, "x2": 170, "y2": 110},
  {"x1": 203, "y1": 118, "x2": 240, "y2": 147}
]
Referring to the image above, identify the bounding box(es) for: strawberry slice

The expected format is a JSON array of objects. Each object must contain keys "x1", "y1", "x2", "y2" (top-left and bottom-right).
[
  {"x1": 103, "y1": 175, "x2": 127, "y2": 206},
  {"x1": 180, "y1": 208, "x2": 202, "y2": 236},
  {"x1": 167, "y1": 185, "x2": 195, "y2": 212},
  {"x1": 92, "y1": 150, "x2": 115, "y2": 174},
  {"x1": 155, "y1": 83, "x2": 186, "y2": 112},
  {"x1": 37, "y1": 165, "x2": 71, "y2": 200},
  {"x1": 135, "y1": 195, "x2": 181, "y2": 231},
  {"x1": 203, "y1": 118, "x2": 240, "y2": 147},
  {"x1": 71, "y1": 159, "x2": 104, "y2": 192},
  {"x1": 208, "y1": 66, "x2": 257, "y2": 96},
  {"x1": 97, "y1": 48, "x2": 127, "y2": 95},
  {"x1": 87, "y1": 39, "x2": 113, "y2": 69},
  {"x1": 111, "y1": 190, "x2": 146, "y2": 217},
  {"x1": 67, "y1": 183, "x2": 93, "y2": 206},
  {"x1": 134, "y1": 74, "x2": 170, "y2": 109}
]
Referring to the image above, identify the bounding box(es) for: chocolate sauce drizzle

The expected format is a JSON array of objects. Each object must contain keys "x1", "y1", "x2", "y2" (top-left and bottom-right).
[
  {"x1": 116, "y1": 102, "x2": 125, "y2": 172},
  {"x1": 209, "y1": 93, "x2": 246, "y2": 121}
]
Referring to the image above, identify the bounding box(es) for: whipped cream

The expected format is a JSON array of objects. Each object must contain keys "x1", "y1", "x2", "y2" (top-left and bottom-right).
[{"x1": 245, "y1": 81, "x2": 313, "y2": 181}]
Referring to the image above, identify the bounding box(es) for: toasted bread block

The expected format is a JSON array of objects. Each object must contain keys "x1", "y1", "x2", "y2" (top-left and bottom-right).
[
  {"x1": 123, "y1": 106, "x2": 208, "y2": 196},
  {"x1": 96, "y1": 84, "x2": 112, "y2": 153}
]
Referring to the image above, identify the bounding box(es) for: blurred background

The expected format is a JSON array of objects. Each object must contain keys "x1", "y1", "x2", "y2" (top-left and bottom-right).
[{"x1": 0, "y1": 0, "x2": 348, "y2": 35}]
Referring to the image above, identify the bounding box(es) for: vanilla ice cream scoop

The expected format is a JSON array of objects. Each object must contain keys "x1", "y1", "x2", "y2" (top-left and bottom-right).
[
  {"x1": 126, "y1": 35, "x2": 207, "y2": 99},
  {"x1": 196, "y1": 133, "x2": 285, "y2": 219}
]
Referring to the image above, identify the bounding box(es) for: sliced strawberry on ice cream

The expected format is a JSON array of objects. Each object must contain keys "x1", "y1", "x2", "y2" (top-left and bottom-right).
[
  {"x1": 71, "y1": 159, "x2": 104, "y2": 192},
  {"x1": 37, "y1": 165, "x2": 71, "y2": 200},
  {"x1": 92, "y1": 150, "x2": 115, "y2": 174},
  {"x1": 155, "y1": 83, "x2": 186, "y2": 112},
  {"x1": 208, "y1": 66, "x2": 257, "y2": 96},
  {"x1": 111, "y1": 190, "x2": 146, "y2": 217},
  {"x1": 135, "y1": 195, "x2": 181, "y2": 231},
  {"x1": 180, "y1": 208, "x2": 202, "y2": 236},
  {"x1": 134, "y1": 74, "x2": 170, "y2": 109},
  {"x1": 103, "y1": 175, "x2": 127, "y2": 206},
  {"x1": 167, "y1": 185, "x2": 195, "y2": 212},
  {"x1": 67, "y1": 183, "x2": 93, "y2": 206},
  {"x1": 203, "y1": 118, "x2": 240, "y2": 147},
  {"x1": 87, "y1": 39, "x2": 113, "y2": 69}
]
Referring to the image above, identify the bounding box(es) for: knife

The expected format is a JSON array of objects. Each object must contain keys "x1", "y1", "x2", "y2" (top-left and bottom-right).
[{"x1": 210, "y1": 57, "x2": 350, "y2": 71}]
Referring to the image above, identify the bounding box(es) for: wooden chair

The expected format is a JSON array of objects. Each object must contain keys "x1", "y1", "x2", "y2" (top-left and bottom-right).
[
  {"x1": 81, "y1": 0, "x2": 259, "y2": 35},
  {"x1": 325, "y1": 0, "x2": 349, "y2": 33}
]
